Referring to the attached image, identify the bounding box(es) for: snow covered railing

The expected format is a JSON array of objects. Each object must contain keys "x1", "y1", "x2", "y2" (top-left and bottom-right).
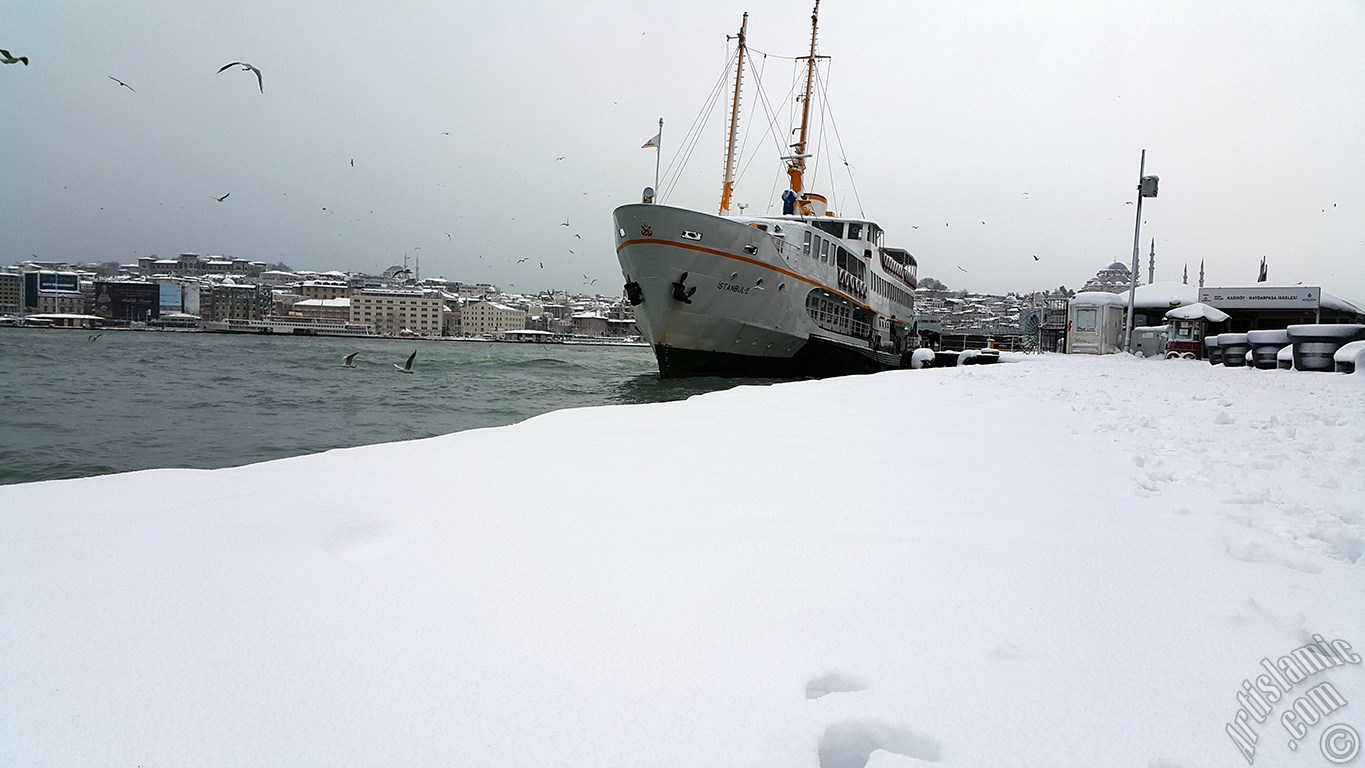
[
  {"x1": 1334, "y1": 340, "x2": 1365, "y2": 374},
  {"x1": 1286, "y1": 324, "x2": 1365, "y2": 372}
]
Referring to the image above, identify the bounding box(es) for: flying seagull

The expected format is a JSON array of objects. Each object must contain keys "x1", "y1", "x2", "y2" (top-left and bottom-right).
[
  {"x1": 214, "y1": 192, "x2": 230, "y2": 202},
  {"x1": 108, "y1": 76, "x2": 135, "y2": 91},
  {"x1": 217, "y1": 61, "x2": 263, "y2": 93},
  {"x1": 957, "y1": 265, "x2": 968, "y2": 273},
  {"x1": 343, "y1": 352, "x2": 358, "y2": 368},
  {"x1": 517, "y1": 257, "x2": 529, "y2": 263},
  {"x1": 0, "y1": 49, "x2": 28, "y2": 65},
  {"x1": 560, "y1": 217, "x2": 569, "y2": 227},
  {"x1": 395, "y1": 350, "x2": 417, "y2": 374},
  {"x1": 1033, "y1": 254, "x2": 1039, "y2": 261}
]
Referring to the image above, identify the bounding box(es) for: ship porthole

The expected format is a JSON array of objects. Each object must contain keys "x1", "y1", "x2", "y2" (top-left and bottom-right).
[
  {"x1": 734, "y1": 338, "x2": 742, "y2": 344},
  {"x1": 618, "y1": 228, "x2": 625, "y2": 237},
  {"x1": 766, "y1": 343, "x2": 773, "y2": 349},
  {"x1": 778, "y1": 282, "x2": 786, "y2": 291},
  {"x1": 730, "y1": 272, "x2": 739, "y2": 280},
  {"x1": 755, "y1": 278, "x2": 764, "y2": 286}
]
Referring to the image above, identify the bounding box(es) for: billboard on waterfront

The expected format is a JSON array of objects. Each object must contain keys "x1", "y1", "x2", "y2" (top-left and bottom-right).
[
  {"x1": 183, "y1": 284, "x2": 201, "y2": 316},
  {"x1": 1198, "y1": 286, "x2": 1320, "y2": 310},
  {"x1": 159, "y1": 282, "x2": 182, "y2": 313}
]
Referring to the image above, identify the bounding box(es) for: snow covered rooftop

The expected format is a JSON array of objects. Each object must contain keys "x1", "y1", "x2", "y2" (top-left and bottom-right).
[
  {"x1": 1165, "y1": 302, "x2": 1231, "y2": 323},
  {"x1": 1069, "y1": 290, "x2": 1129, "y2": 307}
]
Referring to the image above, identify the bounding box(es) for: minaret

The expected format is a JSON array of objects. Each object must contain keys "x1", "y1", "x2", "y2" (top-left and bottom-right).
[
  {"x1": 1182, "y1": 263, "x2": 1188, "y2": 285},
  {"x1": 1147, "y1": 238, "x2": 1155, "y2": 284},
  {"x1": 1198, "y1": 259, "x2": 1205, "y2": 289}
]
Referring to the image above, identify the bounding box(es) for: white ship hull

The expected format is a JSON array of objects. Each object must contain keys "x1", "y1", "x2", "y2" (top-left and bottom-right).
[{"x1": 614, "y1": 204, "x2": 915, "y2": 378}]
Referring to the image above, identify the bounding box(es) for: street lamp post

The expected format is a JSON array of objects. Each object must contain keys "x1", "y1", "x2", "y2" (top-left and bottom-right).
[{"x1": 1124, "y1": 150, "x2": 1159, "y2": 353}]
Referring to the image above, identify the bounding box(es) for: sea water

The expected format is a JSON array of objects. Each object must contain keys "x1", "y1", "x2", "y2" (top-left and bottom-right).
[{"x1": 0, "y1": 329, "x2": 768, "y2": 485}]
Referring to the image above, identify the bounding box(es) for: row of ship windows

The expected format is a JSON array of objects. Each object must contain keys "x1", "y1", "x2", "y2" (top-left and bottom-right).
[
  {"x1": 869, "y1": 273, "x2": 913, "y2": 313},
  {"x1": 801, "y1": 231, "x2": 868, "y2": 281}
]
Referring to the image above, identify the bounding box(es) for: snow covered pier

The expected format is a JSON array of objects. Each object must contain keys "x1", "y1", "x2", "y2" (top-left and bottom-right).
[{"x1": 2, "y1": 354, "x2": 1361, "y2": 767}]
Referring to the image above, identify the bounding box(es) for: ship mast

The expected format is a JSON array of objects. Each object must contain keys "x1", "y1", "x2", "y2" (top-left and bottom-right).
[
  {"x1": 787, "y1": 0, "x2": 821, "y2": 217},
  {"x1": 719, "y1": 12, "x2": 748, "y2": 217}
]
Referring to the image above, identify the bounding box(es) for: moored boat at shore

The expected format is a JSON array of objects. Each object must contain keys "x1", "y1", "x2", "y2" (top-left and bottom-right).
[
  {"x1": 203, "y1": 316, "x2": 378, "y2": 338},
  {"x1": 614, "y1": 1, "x2": 920, "y2": 379}
]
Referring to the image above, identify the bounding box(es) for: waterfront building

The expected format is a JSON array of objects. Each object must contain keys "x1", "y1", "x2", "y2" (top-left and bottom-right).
[
  {"x1": 92, "y1": 280, "x2": 160, "y2": 321},
  {"x1": 571, "y1": 313, "x2": 608, "y2": 337},
  {"x1": 0, "y1": 272, "x2": 20, "y2": 315},
  {"x1": 443, "y1": 303, "x2": 462, "y2": 336},
  {"x1": 457, "y1": 283, "x2": 497, "y2": 300},
  {"x1": 461, "y1": 300, "x2": 527, "y2": 337},
  {"x1": 22, "y1": 271, "x2": 85, "y2": 315},
  {"x1": 201, "y1": 282, "x2": 271, "y2": 322},
  {"x1": 291, "y1": 297, "x2": 351, "y2": 322},
  {"x1": 350, "y1": 288, "x2": 444, "y2": 336},
  {"x1": 137, "y1": 253, "x2": 253, "y2": 278},
  {"x1": 297, "y1": 280, "x2": 350, "y2": 301}
]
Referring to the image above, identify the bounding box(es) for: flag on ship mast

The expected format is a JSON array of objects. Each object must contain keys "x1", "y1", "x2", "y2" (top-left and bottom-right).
[{"x1": 643, "y1": 118, "x2": 663, "y2": 201}]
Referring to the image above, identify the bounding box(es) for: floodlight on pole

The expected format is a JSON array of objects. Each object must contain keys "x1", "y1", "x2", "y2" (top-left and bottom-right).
[{"x1": 1124, "y1": 150, "x2": 1159, "y2": 353}]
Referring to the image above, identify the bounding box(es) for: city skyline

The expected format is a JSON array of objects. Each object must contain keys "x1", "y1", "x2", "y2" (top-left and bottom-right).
[{"x1": 4, "y1": 0, "x2": 1363, "y2": 302}]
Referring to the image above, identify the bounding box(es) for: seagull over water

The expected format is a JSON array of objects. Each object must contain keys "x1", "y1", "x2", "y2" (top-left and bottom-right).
[
  {"x1": 217, "y1": 61, "x2": 263, "y2": 93},
  {"x1": 108, "y1": 76, "x2": 135, "y2": 91},
  {"x1": 395, "y1": 350, "x2": 416, "y2": 374},
  {"x1": 343, "y1": 352, "x2": 358, "y2": 367}
]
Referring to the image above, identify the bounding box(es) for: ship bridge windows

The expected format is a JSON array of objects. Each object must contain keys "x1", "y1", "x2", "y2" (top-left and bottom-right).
[
  {"x1": 813, "y1": 220, "x2": 844, "y2": 239},
  {"x1": 847, "y1": 222, "x2": 863, "y2": 240}
]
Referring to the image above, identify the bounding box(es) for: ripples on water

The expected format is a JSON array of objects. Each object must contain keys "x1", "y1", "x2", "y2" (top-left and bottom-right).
[{"x1": 0, "y1": 329, "x2": 784, "y2": 485}]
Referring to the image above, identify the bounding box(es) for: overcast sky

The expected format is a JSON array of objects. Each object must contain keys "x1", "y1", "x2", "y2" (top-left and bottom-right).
[{"x1": 4, "y1": 0, "x2": 1363, "y2": 302}]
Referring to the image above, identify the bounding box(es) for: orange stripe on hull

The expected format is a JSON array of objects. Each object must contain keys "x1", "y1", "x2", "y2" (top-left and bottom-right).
[{"x1": 616, "y1": 237, "x2": 868, "y2": 310}]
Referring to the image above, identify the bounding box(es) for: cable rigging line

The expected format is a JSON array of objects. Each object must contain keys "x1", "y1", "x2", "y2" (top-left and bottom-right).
[{"x1": 658, "y1": 46, "x2": 738, "y2": 203}]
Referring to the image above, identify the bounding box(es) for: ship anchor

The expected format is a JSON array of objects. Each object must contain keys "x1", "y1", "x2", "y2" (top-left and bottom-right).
[
  {"x1": 671, "y1": 272, "x2": 697, "y2": 304},
  {"x1": 624, "y1": 275, "x2": 645, "y2": 306}
]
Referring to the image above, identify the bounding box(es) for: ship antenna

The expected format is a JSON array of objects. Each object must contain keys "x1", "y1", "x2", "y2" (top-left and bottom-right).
[
  {"x1": 719, "y1": 12, "x2": 748, "y2": 216},
  {"x1": 788, "y1": 0, "x2": 820, "y2": 216}
]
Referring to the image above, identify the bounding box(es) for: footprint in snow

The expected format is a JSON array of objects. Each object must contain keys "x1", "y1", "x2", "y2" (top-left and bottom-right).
[
  {"x1": 818, "y1": 720, "x2": 944, "y2": 768},
  {"x1": 320, "y1": 520, "x2": 396, "y2": 561},
  {"x1": 806, "y1": 672, "x2": 868, "y2": 699}
]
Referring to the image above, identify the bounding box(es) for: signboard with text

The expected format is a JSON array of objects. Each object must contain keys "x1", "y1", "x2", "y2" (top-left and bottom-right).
[{"x1": 1198, "y1": 286, "x2": 1320, "y2": 310}]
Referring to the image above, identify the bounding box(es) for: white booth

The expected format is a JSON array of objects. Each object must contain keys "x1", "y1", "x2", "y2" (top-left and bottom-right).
[{"x1": 1066, "y1": 292, "x2": 1128, "y2": 355}]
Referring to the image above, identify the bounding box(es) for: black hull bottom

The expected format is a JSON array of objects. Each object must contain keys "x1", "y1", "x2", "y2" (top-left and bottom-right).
[{"x1": 654, "y1": 337, "x2": 902, "y2": 379}]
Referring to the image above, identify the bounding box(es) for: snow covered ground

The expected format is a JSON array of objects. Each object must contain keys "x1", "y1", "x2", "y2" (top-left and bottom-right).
[{"x1": 2, "y1": 354, "x2": 1362, "y2": 767}]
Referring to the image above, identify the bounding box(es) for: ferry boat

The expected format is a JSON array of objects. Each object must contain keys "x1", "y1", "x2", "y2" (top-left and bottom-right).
[
  {"x1": 613, "y1": 1, "x2": 920, "y2": 378},
  {"x1": 202, "y1": 316, "x2": 378, "y2": 338}
]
